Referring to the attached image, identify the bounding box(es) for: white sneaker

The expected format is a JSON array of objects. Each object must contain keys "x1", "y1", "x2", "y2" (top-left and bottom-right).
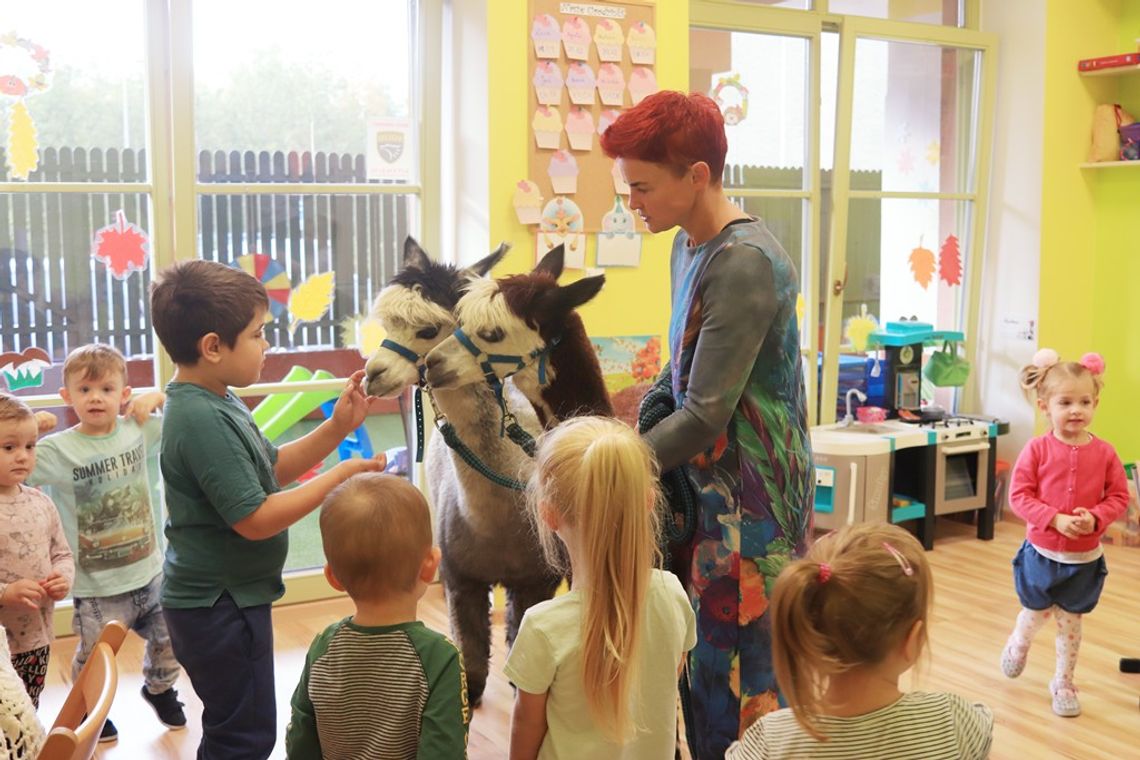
[
  {"x1": 1050, "y1": 680, "x2": 1081, "y2": 717},
  {"x1": 1000, "y1": 638, "x2": 1028, "y2": 678}
]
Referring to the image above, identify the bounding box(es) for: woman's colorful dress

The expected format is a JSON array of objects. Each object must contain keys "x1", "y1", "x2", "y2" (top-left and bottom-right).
[{"x1": 643, "y1": 218, "x2": 814, "y2": 759}]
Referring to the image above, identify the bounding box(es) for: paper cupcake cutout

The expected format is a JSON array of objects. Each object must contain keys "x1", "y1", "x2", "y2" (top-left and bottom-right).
[
  {"x1": 611, "y1": 161, "x2": 630, "y2": 195},
  {"x1": 531, "y1": 14, "x2": 561, "y2": 58},
  {"x1": 548, "y1": 150, "x2": 579, "y2": 194},
  {"x1": 597, "y1": 109, "x2": 621, "y2": 136},
  {"x1": 596, "y1": 63, "x2": 625, "y2": 107},
  {"x1": 594, "y1": 20, "x2": 624, "y2": 62},
  {"x1": 562, "y1": 17, "x2": 591, "y2": 61},
  {"x1": 532, "y1": 106, "x2": 563, "y2": 150},
  {"x1": 596, "y1": 196, "x2": 642, "y2": 268},
  {"x1": 626, "y1": 21, "x2": 656, "y2": 65},
  {"x1": 565, "y1": 62, "x2": 596, "y2": 106},
  {"x1": 513, "y1": 180, "x2": 544, "y2": 225},
  {"x1": 565, "y1": 108, "x2": 595, "y2": 151},
  {"x1": 628, "y1": 67, "x2": 657, "y2": 105},
  {"x1": 533, "y1": 62, "x2": 563, "y2": 106},
  {"x1": 538, "y1": 197, "x2": 586, "y2": 269}
]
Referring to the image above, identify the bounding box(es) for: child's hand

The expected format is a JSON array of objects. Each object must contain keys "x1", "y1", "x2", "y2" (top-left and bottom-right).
[
  {"x1": 1051, "y1": 513, "x2": 1091, "y2": 539},
  {"x1": 330, "y1": 370, "x2": 372, "y2": 434},
  {"x1": 1, "y1": 579, "x2": 46, "y2": 609},
  {"x1": 35, "y1": 410, "x2": 57, "y2": 435},
  {"x1": 1072, "y1": 507, "x2": 1097, "y2": 535},
  {"x1": 39, "y1": 572, "x2": 70, "y2": 601},
  {"x1": 333, "y1": 452, "x2": 388, "y2": 480},
  {"x1": 125, "y1": 391, "x2": 166, "y2": 423}
]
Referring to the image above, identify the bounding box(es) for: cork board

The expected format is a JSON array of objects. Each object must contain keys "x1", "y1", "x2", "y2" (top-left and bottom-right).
[{"x1": 526, "y1": 0, "x2": 656, "y2": 235}]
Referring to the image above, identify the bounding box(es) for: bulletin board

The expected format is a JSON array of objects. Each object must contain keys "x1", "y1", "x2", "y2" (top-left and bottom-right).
[{"x1": 526, "y1": 0, "x2": 656, "y2": 235}]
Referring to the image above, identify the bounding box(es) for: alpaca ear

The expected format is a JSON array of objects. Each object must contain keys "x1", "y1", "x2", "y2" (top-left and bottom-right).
[
  {"x1": 403, "y1": 237, "x2": 432, "y2": 271},
  {"x1": 534, "y1": 245, "x2": 565, "y2": 280},
  {"x1": 464, "y1": 242, "x2": 510, "y2": 279},
  {"x1": 558, "y1": 274, "x2": 605, "y2": 311}
]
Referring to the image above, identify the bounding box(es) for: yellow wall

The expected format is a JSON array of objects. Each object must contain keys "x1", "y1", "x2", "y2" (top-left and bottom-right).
[
  {"x1": 485, "y1": 1, "x2": 688, "y2": 344},
  {"x1": 1041, "y1": 0, "x2": 1140, "y2": 459}
]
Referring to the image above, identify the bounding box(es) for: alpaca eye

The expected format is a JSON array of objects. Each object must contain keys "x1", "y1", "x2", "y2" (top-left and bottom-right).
[
  {"x1": 416, "y1": 325, "x2": 440, "y2": 340},
  {"x1": 478, "y1": 327, "x2": 505, "y2": 343}
]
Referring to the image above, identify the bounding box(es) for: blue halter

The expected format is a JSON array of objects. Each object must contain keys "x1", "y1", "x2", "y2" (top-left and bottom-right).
[
  {"x1": 379, "y1": 338, "x2": 427, "y2": 462},
  {"x1": 451, "y1": 327, "x2": 560, "y2": 435}
]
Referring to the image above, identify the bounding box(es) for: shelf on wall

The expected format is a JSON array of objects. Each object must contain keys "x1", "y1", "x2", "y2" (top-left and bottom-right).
[
  {"x1": 1079, "y1": 63, "x2": 1140, "y2": 78},
  {"x1": 1079, "y1": 160, "x2": 1140, "y2": 168}
]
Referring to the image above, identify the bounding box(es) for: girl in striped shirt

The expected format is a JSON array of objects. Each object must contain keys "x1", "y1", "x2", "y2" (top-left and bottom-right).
[{"x1": 727, "y1": 523, "x2": 992, "y2": 760}]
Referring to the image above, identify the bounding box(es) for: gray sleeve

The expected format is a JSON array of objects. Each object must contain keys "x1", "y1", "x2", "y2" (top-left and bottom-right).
[{"x1": 644, "y1": 245, "x2": 777, "y2": 472}]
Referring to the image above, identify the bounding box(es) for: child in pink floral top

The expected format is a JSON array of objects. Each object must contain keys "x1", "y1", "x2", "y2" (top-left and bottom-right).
[
  {"x1": 1001, "y1": 350, "x2": 1128, "y2": 718},
  {"x1": 0, "y1": 393, "x2": 74, "y2": 707}
]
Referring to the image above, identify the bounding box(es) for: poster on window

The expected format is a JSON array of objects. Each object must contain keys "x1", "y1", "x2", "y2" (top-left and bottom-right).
[{"x1": 367, "y1": 118, "x2": 414, "y2": 182}]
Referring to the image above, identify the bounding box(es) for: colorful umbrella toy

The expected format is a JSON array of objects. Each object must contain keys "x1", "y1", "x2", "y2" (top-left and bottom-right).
[
  {"x1": 231, "y1": 253, "x2": 291, "y2": 320},
  {"x1": 1, "y1": 32, "x2": 52, "y2": 180}
]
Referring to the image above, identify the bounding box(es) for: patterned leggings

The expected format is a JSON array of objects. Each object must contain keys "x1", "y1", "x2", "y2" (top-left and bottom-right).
[{"x1": 11, "y1": 644, "x2": 50, "y2": 708}]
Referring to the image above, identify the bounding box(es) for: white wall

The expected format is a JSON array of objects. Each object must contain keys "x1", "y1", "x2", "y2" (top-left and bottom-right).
[
  {"x1": 978, "y1": 0, "x2": 1046, "y2": 464},
  {"x1": 440, "y1": 0, "x2": 491, "y2": 265}
]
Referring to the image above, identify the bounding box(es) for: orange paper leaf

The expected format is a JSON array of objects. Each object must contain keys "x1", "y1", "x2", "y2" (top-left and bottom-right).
[
  {"x1": 92, "y1": 210, "x2": 150, "y2": 279},
  {"x1": 939, "y1": 234, "x2": 962, "y2": 286},
  {"x1": 909, "y1": 239, "x2": 936, "y2": 289}
]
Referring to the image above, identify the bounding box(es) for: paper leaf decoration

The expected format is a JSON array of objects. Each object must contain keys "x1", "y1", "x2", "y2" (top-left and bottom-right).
[
  {"x1": 909, "y1": 238, "x2": 936, "y2": 290},
  {"x1": 795, "y1": 294, "x2": 805, "y2": 330},
  {"x1": 92, "y1": 210, "x2": 150, "y2": 279},
  {"x1": 289, "y1": 271, "x2": 336, "y2": 335},
  {"x1": 844, "y1": 304, "x2": 879, "y2": 352},
  {"x1": 939, "y1": 234, "x2": 962, "y2": 286},
  {"x1": 6, "y1": 100, "x2": 38, "y2": 179},
  {"x1": 339, "y1": 314, "x2": 387, "y2": 358},
  {"x1": 0, "y1": 347, "x2": 51, "y2": 391}
]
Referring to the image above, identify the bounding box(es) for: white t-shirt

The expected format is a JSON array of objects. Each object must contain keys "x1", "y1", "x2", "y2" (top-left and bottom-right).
[
  {"x1": 28, "y1": 417, "x2": 164, "y2": 597},
  {"x1": 726, "y1": 691, "x2": 993, "y2": 760},
  {"x1": 503, "y1": 568, "x2": 696, "y2": 760}
]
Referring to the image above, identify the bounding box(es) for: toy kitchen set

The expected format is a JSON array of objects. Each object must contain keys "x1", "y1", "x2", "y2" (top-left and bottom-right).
[{"x1": 811, "y1": 321, "x2": 1009, "y2": 550}]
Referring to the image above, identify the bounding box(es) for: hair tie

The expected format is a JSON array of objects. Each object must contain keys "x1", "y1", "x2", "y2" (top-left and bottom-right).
[
  {"x1": 1032, "y1": 348, "x2": 1059, "y2": 369},
  {"x1": 882, "y1": 542, "x2": 914, "y2": 576},
  {"x1": 817, "y1": 563, "x2": 832, "y2": 584},
  {"x1": 1079, "y1": 352, "x2": 1105, "y2": 375}
]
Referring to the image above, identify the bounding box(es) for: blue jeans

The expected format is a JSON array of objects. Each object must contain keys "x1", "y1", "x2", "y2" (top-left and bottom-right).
[
  {"x1": 164, "y1": 594, "x2": 276, "y2": 760},
  {"x1": 72, "y1": 572, "x2": 180, "y2": 694}
]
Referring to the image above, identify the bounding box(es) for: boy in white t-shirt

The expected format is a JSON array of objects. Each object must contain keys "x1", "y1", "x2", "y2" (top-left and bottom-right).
[{"x1": 29, "y1": 344, "x2": 185, "y2": 743}]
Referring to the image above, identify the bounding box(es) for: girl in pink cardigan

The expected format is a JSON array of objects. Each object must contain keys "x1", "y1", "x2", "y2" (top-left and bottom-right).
[{"x1": 1000, "y1": 349, "x2": 1129, "y2": 718}]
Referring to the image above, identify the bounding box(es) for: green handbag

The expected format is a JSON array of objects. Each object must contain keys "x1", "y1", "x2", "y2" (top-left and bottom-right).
[{"x1": 924, "y1": 340, "x2": 971, "y2": 387}]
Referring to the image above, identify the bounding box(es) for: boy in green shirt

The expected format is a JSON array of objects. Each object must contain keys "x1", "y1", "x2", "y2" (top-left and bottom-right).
[
  {"x1": 149, "y1": 260, "x2": 384, "y2": 760},
  {"x1": 286, "y1": 473, "x2": 469, "y2": 759}
]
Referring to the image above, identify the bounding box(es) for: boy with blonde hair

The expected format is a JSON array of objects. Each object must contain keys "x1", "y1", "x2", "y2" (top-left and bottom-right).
[
  {"x1": 286, "y1": 473, "x2": 469, "y2": 759},
  {"x1": 28, "y1": 344, "x2": 180, "y2": 742},
  {"x1": 149, "y1": 259, "x2": 384, "y2": 760}
]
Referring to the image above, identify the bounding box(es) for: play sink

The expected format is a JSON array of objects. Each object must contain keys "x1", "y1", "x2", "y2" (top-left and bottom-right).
[{"x1": 810, "y1": 419, "x2": 931, "y2": 456}]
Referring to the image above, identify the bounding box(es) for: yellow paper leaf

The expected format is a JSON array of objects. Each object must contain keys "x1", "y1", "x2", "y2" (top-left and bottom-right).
[
  {"x1": 339, "y1": 315, "x2": 387, "y2": 357},
  {"x1": 289, "y1": 271, "x2": 335, "y2": 334},
  {"x1": 6, "y1": 101, "x2": 40, "y2": 180},
  {"x1": 845, "y1": 312, "x2": 879, "y2": 352},
  {"x1": 795, "y1": 293, "x2": 805, "y2": 330}
]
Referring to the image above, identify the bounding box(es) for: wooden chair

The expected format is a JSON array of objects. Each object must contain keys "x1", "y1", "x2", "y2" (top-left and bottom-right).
[{"x1": 38, "y1": 621, "x2": 127, "y2": 760}]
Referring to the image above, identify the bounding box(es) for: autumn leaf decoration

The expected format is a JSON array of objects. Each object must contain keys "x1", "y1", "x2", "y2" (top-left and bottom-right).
[
  {"x1": 92, "y1": 210, "x2": 150, "y2": 279},
  {"x1": 939, "y1": 234, "x2": 962, "y2": 286},
  {"x1": 908, "y1": 236, "x2": 936, "y2": 290},
  {"x1": 289, "y1": 271, "x2": 336, "y2": 336}
]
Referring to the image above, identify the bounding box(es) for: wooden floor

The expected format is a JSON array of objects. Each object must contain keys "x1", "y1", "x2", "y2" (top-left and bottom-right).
[{"x1": 34, "y1": 518, "x2": 1140, "y2": 759}]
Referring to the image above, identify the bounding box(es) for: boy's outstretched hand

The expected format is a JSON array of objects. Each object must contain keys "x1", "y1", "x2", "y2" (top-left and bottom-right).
[
  {"x1": 125, "y1": 390, "x2": 166, "y2": 423},
  {"x1": 330, "y1": 370, "x2": 372, "y2": 434},
  {"x1": 333, "y1": 452, "x2": 388, "y2": 479},
  {"x1": 35, "y1": 411, "x2": 57, "y2": 435}
]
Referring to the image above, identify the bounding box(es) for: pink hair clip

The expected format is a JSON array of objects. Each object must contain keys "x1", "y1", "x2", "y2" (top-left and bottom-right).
[
  {"x1": 1079, "y1": 352, "x2": 1105, "y2": 375},
  {"x1": 817, "y1": 563, "x2": 832, "y2": 584},
  {"x1": 882, "y1": 542, "x2": 914, "y2": 576},
  {"x1": 1032, "y1": 348, "x2": 1060, "y2": 369}
]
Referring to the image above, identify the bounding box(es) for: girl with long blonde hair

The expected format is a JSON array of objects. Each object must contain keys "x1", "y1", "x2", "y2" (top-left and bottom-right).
[
  {"x1": 727, "y1": 523, "x2": 992, "y2": 759},
  {"x1": 504, "y1": 416, "x2": 696, "y2": 759}
]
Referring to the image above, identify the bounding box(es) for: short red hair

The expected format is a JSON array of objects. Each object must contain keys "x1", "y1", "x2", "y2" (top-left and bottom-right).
[{"x1": 600, "y1": 91, "x2": 728, "y2": 182}]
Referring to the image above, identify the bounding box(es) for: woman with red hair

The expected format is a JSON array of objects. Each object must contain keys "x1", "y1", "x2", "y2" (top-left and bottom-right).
[{"x1": 602, "y1": 91, "x2": 813, "y2": 759}]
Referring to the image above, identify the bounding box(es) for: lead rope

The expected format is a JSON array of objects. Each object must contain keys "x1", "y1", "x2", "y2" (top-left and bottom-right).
[
  {"x1": 381, "y1": 339, "x2": 427, "y2": 463},
  {"x1": 424, "y1": 387, "x2": 528, "y2": 491}
]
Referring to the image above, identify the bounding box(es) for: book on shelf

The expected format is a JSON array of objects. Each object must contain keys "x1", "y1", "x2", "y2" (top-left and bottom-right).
[{"x1": 1078, "y1": 52, "x2": 1140, "y2": 72}]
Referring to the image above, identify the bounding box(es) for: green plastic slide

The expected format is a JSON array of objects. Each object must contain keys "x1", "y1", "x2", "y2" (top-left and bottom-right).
[{"x1": 251, "y1": 366, "x2": 339, "y2": 442}]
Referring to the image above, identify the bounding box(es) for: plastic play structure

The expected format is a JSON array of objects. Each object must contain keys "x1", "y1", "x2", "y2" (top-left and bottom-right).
[{"x1": 250, "y1": 366, "x2": 373, "y2": 460}]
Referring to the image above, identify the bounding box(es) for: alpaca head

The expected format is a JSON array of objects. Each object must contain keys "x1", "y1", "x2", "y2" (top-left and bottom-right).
[
  {"x1": 424, "y1": 245, "x2": 605, "y2": 392},
  {"x1": 364, "y1": 237, "x2": 507, "y2": 398}
]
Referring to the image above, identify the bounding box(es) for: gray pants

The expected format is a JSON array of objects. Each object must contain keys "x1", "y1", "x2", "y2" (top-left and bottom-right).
[{"x1": 72, "y1": 572, "x2": 180, "y2": 694}]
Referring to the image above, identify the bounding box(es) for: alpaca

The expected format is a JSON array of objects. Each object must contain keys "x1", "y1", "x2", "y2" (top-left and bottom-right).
[
  {"x1": 423, "y1": 245, "x2": 613, "y2": 428},
  {"x1": 363, "y1": 237, "x2": 560, "y2": 705}
]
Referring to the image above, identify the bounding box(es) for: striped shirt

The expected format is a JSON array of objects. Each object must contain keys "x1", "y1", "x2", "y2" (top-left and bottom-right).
[
  {"x1": 726, "y1": 691, "x2": 993, "y2": 760},
  {"x1": 285, "y1": 617, "x2": 469, "y2": 760}
]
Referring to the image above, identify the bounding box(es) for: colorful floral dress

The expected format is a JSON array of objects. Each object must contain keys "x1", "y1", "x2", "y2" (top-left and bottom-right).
[{"x1": 643, "y1": 218, "x2": 814, "y2": 759}]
